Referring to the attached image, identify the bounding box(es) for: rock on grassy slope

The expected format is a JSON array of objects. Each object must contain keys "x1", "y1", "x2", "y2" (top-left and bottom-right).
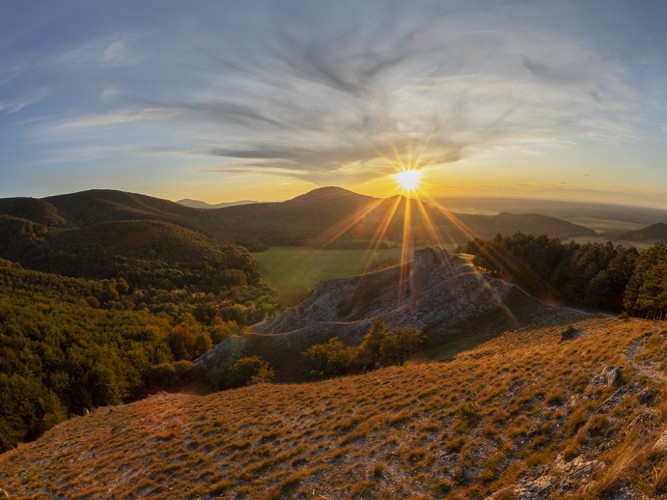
[
  {"x1": 197, "y1": 247, "x2": 587, "y2": 380},
  {"x1": 1, "y1": 317, "x2": 665, "y2": 498}
]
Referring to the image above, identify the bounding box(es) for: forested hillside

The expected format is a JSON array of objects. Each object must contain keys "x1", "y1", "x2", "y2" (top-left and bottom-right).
[
  {"x1": 0, "y1": 190, "x2": 282, "y2": 452},
  {"x1": 624, "y1": 242, "x2": 667, "y2": 319},
  {"x1": 0, "y1": 257, "x2": 277, "y2": 452},
  {"x1": 461, "y1": 233, "x2": 646, "y2": 312}
]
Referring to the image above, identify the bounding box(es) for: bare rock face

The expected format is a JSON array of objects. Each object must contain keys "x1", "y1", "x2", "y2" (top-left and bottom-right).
[
  {"x1": 637, "y1": 388, "x2": 656, "y2": 406},
  {"x1": 589, "y1": 366, "x2": 624, "y2": 389},
  {"x1": 256, "y1": 247, "x2": 529, "y2": 336},
  {"x1": 197, "y1": 247, "x2": 583, "y2": 380}
]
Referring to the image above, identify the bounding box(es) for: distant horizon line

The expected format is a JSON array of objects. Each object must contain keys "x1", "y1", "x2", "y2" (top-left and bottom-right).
[
  {"x1": 2, "y1": 185, "x2": 667, "y2": 213},
  {"x1": 174, "y1": 186, "x2": 667, "y2": 213}
]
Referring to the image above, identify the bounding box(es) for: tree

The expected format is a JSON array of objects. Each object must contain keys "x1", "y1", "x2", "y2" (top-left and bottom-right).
[
  {"x1": 356, "y1": 317, "x2": 390, "y2": 369},
  {"x1": 380, "y1": 327, "x2": 423, "y2": 366},
  {"x1": 304, "y1": 337, "x2": 355, "y2": 376},
  {"x1": 355, "y1": 318, "x2": 424, "y2": 369},
  {"x1": 167, "y1": 325, "x2": 212, "y2": 360},
  {"x1": 218, "y1": 356, "x2": 275, "y2": 389},
  {"x1": 624, "y1": 242, "x2": 667, "y2": 318}
]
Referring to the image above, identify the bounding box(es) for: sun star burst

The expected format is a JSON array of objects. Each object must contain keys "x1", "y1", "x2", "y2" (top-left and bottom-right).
[{"x1": 393, "y1": 169, "x2": 422, "y2": 192}]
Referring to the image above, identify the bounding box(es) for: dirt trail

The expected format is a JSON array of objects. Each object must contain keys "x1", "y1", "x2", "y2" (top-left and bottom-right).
[{"x1": 624, "y1": 326, "x2": 667, "y2": 383}]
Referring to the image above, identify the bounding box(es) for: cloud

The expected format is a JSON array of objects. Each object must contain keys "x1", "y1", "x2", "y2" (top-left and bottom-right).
[
  {"x1": 148, "y1": 2, "x2": 645, "y2": 187},
  {"x1": 6, "y1": 0, "x2": 662, "y2": 194},
  {"x1": 52, "y1": 108, "x2": 178, "y2": 130},
  {"x1": 0, "y1": 89, "x2": 48, "y2": 114},
  {"x1": 57, "y1": 37, "x2": 141, "y2": 66}
]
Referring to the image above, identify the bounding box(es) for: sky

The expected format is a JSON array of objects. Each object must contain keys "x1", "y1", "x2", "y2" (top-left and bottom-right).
[{"x1": 1, "y1": 0, "x2": 667, "y2": 207}]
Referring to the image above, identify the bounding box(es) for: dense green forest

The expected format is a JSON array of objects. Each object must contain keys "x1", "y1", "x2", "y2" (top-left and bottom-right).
[
  {"x1": 460, "y1": 233, "x2": 667, "y2": 316},
  {"x1": 624, "y1": 242, "x2": 667, "y2": 319},
  {"x1": 0, "y1": 190, "x2": 285, "y2": 451},
  {"x1": 0, "y1": 258, "x2": 277, "y2": 452}
]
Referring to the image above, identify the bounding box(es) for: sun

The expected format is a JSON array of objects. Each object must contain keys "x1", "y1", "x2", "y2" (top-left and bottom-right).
[{"x1": 393, "y1": 169, "x2": 422, "y2": 192}]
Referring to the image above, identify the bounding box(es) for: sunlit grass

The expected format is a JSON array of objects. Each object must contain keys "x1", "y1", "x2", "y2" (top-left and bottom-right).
[
  {"x1": 252, "y1": 247, "x2": 404, "y2": 304},
  {"x1": 1, "y1": 317, "x2": 665, "y2": 498}
]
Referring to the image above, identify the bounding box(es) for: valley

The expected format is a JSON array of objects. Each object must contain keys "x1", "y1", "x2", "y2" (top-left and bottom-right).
[
  {"x1": 0, "y1": 187, "x2": 666, "y2": 498},
  {"x1": 4, "y1": 3, "x2": 667, "y2": 498}
]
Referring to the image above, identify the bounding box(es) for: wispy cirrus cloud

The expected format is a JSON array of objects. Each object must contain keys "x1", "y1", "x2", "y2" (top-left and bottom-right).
[
  {"x1": 52, "y1": 108, "x2": 178, "y2": 130},
  {"x1": 2, "y1": 0, "x2": 667, "y2": 201},
  {"x1": 56, "y1": 37, "x2": 142, "y2": 66}
]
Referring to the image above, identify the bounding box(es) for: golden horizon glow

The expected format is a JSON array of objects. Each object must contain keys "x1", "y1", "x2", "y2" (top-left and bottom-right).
[{"x1": 393, "y1": 169, "x2": 423, "y2": 193}]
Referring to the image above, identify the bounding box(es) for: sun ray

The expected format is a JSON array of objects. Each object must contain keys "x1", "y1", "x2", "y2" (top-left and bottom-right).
[
  {"x1": 415, "y1": 196, "x2": 445, "y2": 248},
  {"x1": 359, "y1": 194, "x2": 403, "y2": 273},
  {"x1": 419, "y1": 192, "x2": 521, "y2": 325},
  {"x1": 311, "y1": 196, "x2": 389, "y2": 250},
  {"x1": 398, "y1": 196, "x2": 414, "y2": 307}
]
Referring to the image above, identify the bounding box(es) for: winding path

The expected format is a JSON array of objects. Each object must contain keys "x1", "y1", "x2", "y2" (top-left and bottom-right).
[{"x1": 624, "y1": 327, "x2": 667, "y2": 383}]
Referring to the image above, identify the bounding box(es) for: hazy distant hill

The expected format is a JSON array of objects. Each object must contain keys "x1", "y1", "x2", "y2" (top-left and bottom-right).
[
  {"x1": 0, "y1": 187, "x2": 597, "y2": 260},
  {"x1": 206, "y1": 186, "x2": 378, "y2": 249},
  {"x1": 44, "y1": 189, "x2": 201, "y2": 226},
  {"x1": 2, "y1": 316, "x2": 664, "y2": 498},
  {"x1": 205, "y1": 186, "x2": 596, "y2": 250},
  {"x1": 176, "y1": 198, "x2": 260, "y2": 209},
  {"x1": 439, "y1": 196, "x2": 667, "y2": 226},
  {"x1": 619, "y1": 222, "x2": 667, "y2": 242}
]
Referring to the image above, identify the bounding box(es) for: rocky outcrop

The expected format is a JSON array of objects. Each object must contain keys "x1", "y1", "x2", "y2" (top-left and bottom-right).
[
  {"x1": 588, "y1": 365, "x2": 624, "y2": 389},
  {"x1": 489, "y1": 454, "x2": 602, "y2": 500},
  {"x1": 255, "y1": 247, "x2": 559, "y2": 338},
  {"x1": 197, "y1": 247, "x2": 586, "y2": 380},
  {"x1": 559, "y1": 325, "x2": 580, "y2": 341}
]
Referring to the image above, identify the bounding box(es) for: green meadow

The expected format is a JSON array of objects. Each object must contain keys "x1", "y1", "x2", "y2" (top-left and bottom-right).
[{"x1": 252, "y1": 246, "x2": 406, "y2": 305}]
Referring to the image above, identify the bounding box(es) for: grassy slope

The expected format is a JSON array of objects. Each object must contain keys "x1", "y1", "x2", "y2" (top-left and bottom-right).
[
  {"x1": 1, "y1": 317, "x2": 665, "y2": 499},
  {"x1": 252, "y1": 245, "x2": 464, "y2": 305},
  {"x1": 252, "y1": 247, "x2": 403, "y2": 304}
]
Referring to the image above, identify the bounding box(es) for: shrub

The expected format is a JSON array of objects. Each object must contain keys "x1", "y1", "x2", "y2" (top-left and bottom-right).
[
  {"x1": 218, "y1": 356, "x2": 275, "y2": 389},
  {"x1": 304, "y1": 337, "x2": 355, "y2": 377},
  {"x1": 355, "y1": 317, "x2": 423, "y2": 369}
]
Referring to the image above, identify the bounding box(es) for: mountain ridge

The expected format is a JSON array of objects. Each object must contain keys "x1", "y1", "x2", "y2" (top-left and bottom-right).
[
  {"x1": 0, "y1": 187, "x2": 597, "y2": 253},
  {"x1": 619, "y1": 222, "x2": 667, "y2": 242},
  {"x1": 177, "y1": 198, "x2": 261, "y2": 209}
]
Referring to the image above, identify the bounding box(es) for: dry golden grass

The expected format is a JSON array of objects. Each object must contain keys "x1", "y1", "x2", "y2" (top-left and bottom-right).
[{"x1": 0, "y1": 318, "x2": 665, "y2": 499}]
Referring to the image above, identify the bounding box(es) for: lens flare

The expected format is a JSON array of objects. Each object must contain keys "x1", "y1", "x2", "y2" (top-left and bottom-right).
[{"x1": 393, "y1": 169, "x2": 422, "y2": 192}]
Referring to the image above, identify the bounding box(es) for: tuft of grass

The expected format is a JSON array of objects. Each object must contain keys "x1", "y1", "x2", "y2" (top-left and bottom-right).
[
  {"x1": 445, "y1": 436, "x2": 466, "y2": 453},
  {"x1": 655, "y1": 458, "x2": 667, "y2": 494},
  {"x1": 432, "y1": 479, "x2": 452, "y2": 496},
  {"x1": 349, "y1": 479, "x2": 379, "y2": 497}
]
